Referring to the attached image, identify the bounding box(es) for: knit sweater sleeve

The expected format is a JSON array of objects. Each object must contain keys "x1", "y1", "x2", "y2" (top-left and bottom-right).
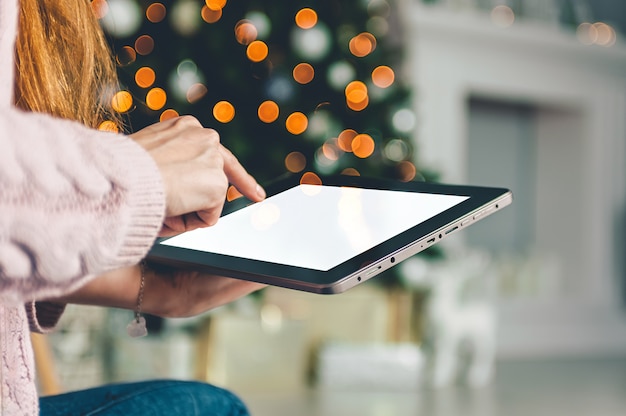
[{"x1": 0, "y1": 0, "x2": 166, "y2": 305}]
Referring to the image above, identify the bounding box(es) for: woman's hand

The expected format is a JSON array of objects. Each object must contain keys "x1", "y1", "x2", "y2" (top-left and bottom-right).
[
  {"x1": 47, "y1": 264, "x2": 266, "y2": 318},
  {"x1": 130, "y1": 116, "x2": 265, "y2": 236}
]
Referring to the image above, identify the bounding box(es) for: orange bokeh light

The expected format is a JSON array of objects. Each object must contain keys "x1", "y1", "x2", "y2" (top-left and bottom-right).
[
  {"x1": 186, "y1": 83, "x2": 208, "y2": 103},
  {"x1": 286, "y1": 112, "x2": 308, "y2": 135},
  {"x1": 146, "y1": 88, "x2": 167, "y2": 111},
  {"x1": 201, "y1": 5, "x2": 222, "y2": 23},
  {"x1": 258, "y1": 100, "x2": 280, "y2": 123},
  {"x1": 91, "y1": 0, "x2": 108, "y2": 19},
  {"x1": 337, "y1": 129, "x2": 358, "y2": 152},
  {"x1": 98, "y1": 120, "x2": 119, "y2": 133},
  {"x1": 135, "y1": 67, "x2": 156, "y2": 88},
  {"x1": 146, "y1": 3, "x2": 166, "y2": 23},
  {"x1": 397, "y1": 161, "x2": 417, "y2": 182},
  {"x1": 341, "y1": 168, "x2": 361, "y2": 176},
  {"x1": 352, "y1": 134, "x2": 375, "y2": 158},
  {"x1": 116, "y1": 46, "x2": 136, "y2": 66},
  {"x1": 349, "y1": 32, "x2": 377, "y2": 58},
  {"x1": 293, "y1": 63, "x2": 315, "y2": 84},
  {"x1": 300, "y1": 171, "x2": 322, "y2": 186},
  {"x1": 345, "y1": 81, "x2": 369, "y2": 111},
  {"x1": 227, "y1": 185, "x2": 244, "y2": 202},
  {"x1": 205, "y1": 0, "x2": 226, "y2": 11},
  {"x1": 372, "y1": 65, "x2": 395, "y2": 88},
  {"x1": 347, "y1": 95, "x2": 369, "y2": 111},
  {"x1": 111, "y1": 90, "x2": 133, "y2": 113},
  {"x1": 295, "y1": 8, "x2": 318, "y2": 29},
  {"x1": 235, "y1": 21, "x2": 258, "y2": 45},
  {"x1": 213, "y1": 101, "x2": 235, "y2": 123},
  {"x1": 160, "y1": 109, "x2": 179, "y2": 122},
  {"x1": 246, "y1": 40, "x2": 269, "y2": 62},
  {"x1": 285, "y1": 152, "x2": 307, "y2": 173},
  {"x1": 135, "y1": 35, "x2": 154, "y2": 55}
]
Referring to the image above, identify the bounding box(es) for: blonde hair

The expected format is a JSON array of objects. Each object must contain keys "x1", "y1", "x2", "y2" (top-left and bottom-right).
[{"x1": 14, "y1": 0, "x2": 120, "y2": 128}]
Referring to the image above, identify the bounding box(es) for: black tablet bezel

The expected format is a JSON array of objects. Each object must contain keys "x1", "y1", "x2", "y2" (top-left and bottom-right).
[{"x1": 147, "y1": 174, "x2": 511, "y2": 294}]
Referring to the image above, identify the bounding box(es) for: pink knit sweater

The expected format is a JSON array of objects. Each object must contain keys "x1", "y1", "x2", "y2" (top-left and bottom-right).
[{"x1": 0, "y1": 1, "x2": 166, "y2": 414}]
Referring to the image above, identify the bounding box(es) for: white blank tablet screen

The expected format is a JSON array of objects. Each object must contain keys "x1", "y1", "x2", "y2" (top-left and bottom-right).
[{"x1": 161, "y1": 185, "x2": 468, "y2": 271}]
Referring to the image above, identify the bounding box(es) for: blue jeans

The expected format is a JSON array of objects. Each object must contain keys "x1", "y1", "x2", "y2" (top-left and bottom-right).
[{"x1": 39, "y1": 380, "x2": 250, "y2": 415}]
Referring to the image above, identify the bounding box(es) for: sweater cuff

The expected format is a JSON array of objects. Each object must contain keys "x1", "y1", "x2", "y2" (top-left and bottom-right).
[{"x1": 26, "y1": 301, "x2": 66, "y2": 334}]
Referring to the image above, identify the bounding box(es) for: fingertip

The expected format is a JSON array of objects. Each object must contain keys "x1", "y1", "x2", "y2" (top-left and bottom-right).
[{"x1": 256, "y1": 184, "x2": 266, "y2": 200}]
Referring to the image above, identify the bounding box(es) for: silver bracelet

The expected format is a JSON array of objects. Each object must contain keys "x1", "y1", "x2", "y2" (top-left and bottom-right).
[{"x1": 126, "y1": 261, "x2": 148, "y2": 338}]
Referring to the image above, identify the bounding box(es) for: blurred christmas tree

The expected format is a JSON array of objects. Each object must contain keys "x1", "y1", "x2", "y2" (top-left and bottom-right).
[{"x1": 96, "y1": 0, "x2": 427, "y2": 185}]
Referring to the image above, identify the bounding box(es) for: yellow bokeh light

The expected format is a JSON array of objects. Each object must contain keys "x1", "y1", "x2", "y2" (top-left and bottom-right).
[
  {"x1": 205, "y1": 0, "x2": 227, "y2": 11},
  {"x1": 293, "y1": 63, "x2": 315, "y2": 84},
  {"x1": 372, "y1": 65, "x2": 394, "y2": 88},
  {"x1": 160, "y1": 109, "x2": 179, "y2": 122},
  {"x1": 246, "y1": 40, "x2": 269, "y2": 62},
  {"x1": 111, "y1": 90, "x2": 133, "y2": 113},
  {"x1": 91, "y1": 0, "x2": 108, "y2": 20},
  {"x1": 201, "y1": 5, "x2": 222, "y2": 23},
  {"x1": 116, "y1": 46, "x2": 136, "y2": 66},
  {"x1": 146, "y1": 87, "x2": 167, "y2": 111},
  {"x1": 300, "y1": 171, "x2": 323, "y2": 186},
  {"x1": 285, "y1": 151, "x2": 306, "y2": 173},
  {"x1": 135, "y1": 67, "x2": 156, "y2": 88},
  {"x1": 135, "y1": 35, "x2": 154, "y2": 55},
  {"x1": 235, "y1": 20, "x2": 258, "y2": 45},
  {"x1": 349, "y1": 32, "x2": 377, "y2": 58},
  {"x1": 295, "y1": 8, "x2": 318, "y2": 29},
  {"x1": 146, "y1": 3, "x2": 166, "y2": 23},
  {"x1": 286, "y1": 112, "x2": 308, "y2": 135},
  {"x1": 337, "y1": 129, "x2": 357, "y2": 152},
  {"x1": 352, "y1": 134, "x2": 375, "y2": 158},
  {"x1": 258, "y1": 100, "x2": 280, "y2": 123},
  {"x1": 227, "y1": 185, "x2": 244, "y2": 202},
  {"x1": 213, "y1": 101, "x2": 236, "y2": 123},
  {"x1": 98, "y1": 120, "x2": 119, "y2": 133}
]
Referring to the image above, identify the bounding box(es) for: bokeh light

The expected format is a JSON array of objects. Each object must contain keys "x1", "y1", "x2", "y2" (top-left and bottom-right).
[
  {"x1": 291, "y1": 23, "x2": 332, "y2": 61},
  {"x1": 384, "y1": 138, "x2": 410, "y2": 162},
  {"x1": 251, "y1": 202, "x2": 281, "y2": 230},
  {"x1": 135, "y1": 35, "x2": 154, "y2": 55},
  {"x1": 397, "y1": 160, "x2": 417, "y2": 182},
  {"x1": 337, "y1": 129, "x2": 358, "y2": 152},
  {"x1": 245, "y1": 11, "x2": 271, "y2": 38},
  {"x1": 293, "y1": 63, "x2": 315, "y2": 84},
  {"x1": 135, "y1": 67, "x2": 156, "y2": 88},
  {"x1": 227, "y1": 185, "x2": 243, "y2": 202},
  {"x1": 91, "y1": 0, "x2": 109, "y2": 20},
  {"x1": 206, "y1": 0, "x2": 227, "y2": 11},
  {"x1": 286, "y1": 112, "x2": 308, "y2": 135},
  {"x1": 116, "y1": 46, "x2": 136, "y2": 66},
  {"x1": 341, "y1": 167, "x2": 360, "y2": 176},
  {"x1": 201, "y1": 5, "x2": 222, "y2": 23},
  {"x1": 593, "y1": 22, "x2": 617, "y2": 46},
  {"x1": 171, "y1": 0, "x2": 202, "y2": 36},
  {"x1": 345, "y1": 80, "x2": 369, "y2": 111},
  {"x1": 491, "y1": 5, "x2": 515, "y2": 28},
  {"x1": 246, "y1": 40, "x2": 269, "y2": 62},
  {"x1": 392, "y1": 108, "x2": 416, "y2": 133},
  {"x1": 101, "y1": 0, "x2": 142, "y2": 38},
  {"x1": 372, "y1": 65, "x2": 394, "y2": 88},
  {"x1": 146, "y1": 87, "x2": 167, "y2": 110},
  {"x1": 285, "y1": 151, "x2": 307, "y2": 173},
  {"x1": 235, "y1": 20, "x2": 258, "y2": 45},
  {"x1": 258, "y1": 100, "x2": 280, "y2": 123},
  {"x1": 295, "y1": 8, "x2": 318, "y2": 29},
  {"x1": 213, "y1": 100, "x2": 236, "y2": 123},
  {"x1": 111, "y1": 90, "x2": 133, "y2": 113},
  {"x1": 146, "y1": 3, "x2": 166, "y2": 23},
  {"x1": 352, "y1": 133, "x2": 375, "y2": 158},
  {"x1": 327, "y1": 61, "x2": 356, "y2": 90},
  {"x1": 300, "y1": 171, "x2": 322, "y2": 186},
  {"x1": 160, "y1": 109, "x2": 179, "y2": 122},
  {"x1": 186, "y1": 83, "x2": 208, "y2": 103},
  {"x1": 98, "y1": 120, "x2": 119, "y2": 132},
  {"x1": 349, "y1": 32, "x2": 377, "y2": 57}
]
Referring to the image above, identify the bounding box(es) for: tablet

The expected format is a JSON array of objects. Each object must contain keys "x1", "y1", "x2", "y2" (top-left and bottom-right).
[{"x1": 148, "y1": 174, "x2": 512, "y2": 294}]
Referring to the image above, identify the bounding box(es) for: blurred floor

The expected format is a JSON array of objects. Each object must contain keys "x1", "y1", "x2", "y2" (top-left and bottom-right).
[{"x1": 237, "y1": 358, "x2": 626, "y2": 416}]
